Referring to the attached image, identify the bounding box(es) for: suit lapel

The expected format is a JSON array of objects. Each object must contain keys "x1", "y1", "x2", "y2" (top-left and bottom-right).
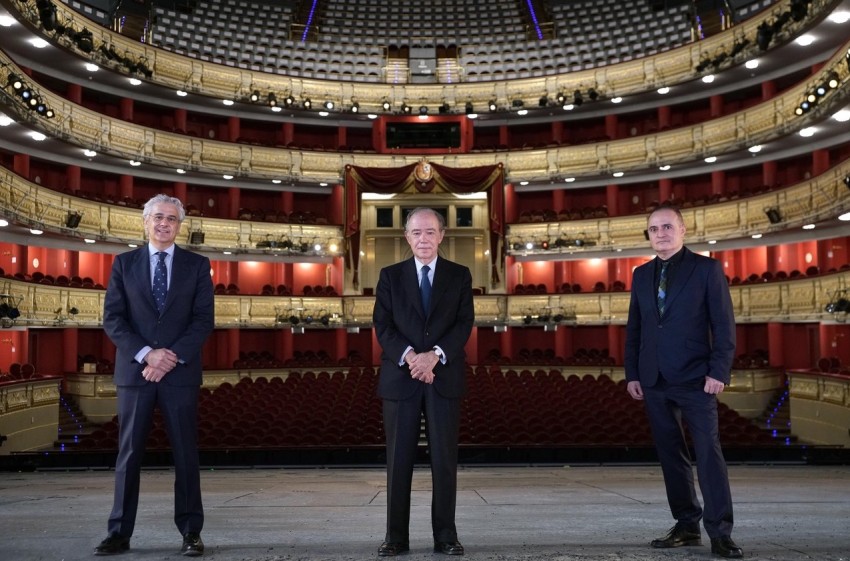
[
  {"x1": 664, "y1": 248, "x2": 695, "y2": 314},
  {"x1": 403, "y1": 258, "x2": 426, "y2": 318},
  {"x1": 161, "y1": 246, "x2": 182, "y2": 314},
  {"x1": 133, "y1": 247, "x2": 158, "y2": 312}
]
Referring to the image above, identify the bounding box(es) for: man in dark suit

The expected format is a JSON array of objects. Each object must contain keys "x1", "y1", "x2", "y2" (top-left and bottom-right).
[
  {"x1": 624, "y1": 204, "x2": 743, "y2": 559},
  {"x1": 94, "y1": 194, "x2": 214, "y2": 557},
  {"x1": 373, "y1": 207, "x2": 474, "y2": 557}
]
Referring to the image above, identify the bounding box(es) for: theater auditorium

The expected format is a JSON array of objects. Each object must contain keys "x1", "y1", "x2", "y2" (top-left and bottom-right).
[{"x1": 1, "y1": 0, "x2": 849, "y2": 559}]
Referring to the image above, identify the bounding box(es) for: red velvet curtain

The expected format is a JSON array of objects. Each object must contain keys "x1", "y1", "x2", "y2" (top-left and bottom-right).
[{"x1": 344, "y1": 162, "x2": 504, "y2": 289}]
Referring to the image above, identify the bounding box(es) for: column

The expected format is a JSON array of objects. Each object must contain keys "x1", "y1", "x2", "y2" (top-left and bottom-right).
[
  {"x1": 174, "y1": 108, "x2": 187, "y2": 132},
  {"x1": 607, "y1": 324, "x2": 622, "y2": 365},
  {"x1": 604, "y1": 114, "x2": 618, "y2": 140},
  {"x1": 63, "y1": 329, "x2": 79, "y2": 373},
  {"x1": 119, "y1": 175, "x2": 133, "y2": 199},
  {"x1": 709, "y1": 95, "x2": 723, "y2": 118},
  {"x1": 335, "y1": 329, "x2": 348, "y2": 362},
  {"x1": 120, "y1": 98, "x2": 134, "y2": 121},
  {"x1": 812, "y1": 149, "x2": 830, "y2": 176},
  {"x1": 657, "y1": 105, "x2": 671, "y2": 129},
  {"x1": 13, "y1": 154, "x2": 30, "y2": 178},
  {"x1": 227, "y1": 116, "x2": 240, "y2": 142},
  {"x1": 606, "y1": 184, "x2": 619, "y2": 215},
  {"x1": 228, "y1": 187, "x2": 240, "y2": 219},
  {"x1": 711, "y1": 170, "x2": 725, "y2": 195},
  {"x1": 659, "y1": 178, "x2": 673, "y2": 203},
  {"x1": 762, "y1": 160, "x2": 777, "y2": 188},
  {"x1": 66, "y1": 165, "x2": 81, "y2": 192}
]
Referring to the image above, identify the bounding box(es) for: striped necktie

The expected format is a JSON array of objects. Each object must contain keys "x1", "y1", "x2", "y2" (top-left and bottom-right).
[{"x1": 152, "y1": 251, "x2": 168, "y2": 313}]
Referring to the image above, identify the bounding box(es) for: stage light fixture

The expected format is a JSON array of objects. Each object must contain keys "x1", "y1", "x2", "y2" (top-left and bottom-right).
[
  {"x1": 827, "y1": 72, "x2": 839, "y2": 89},
  {"x1": 806, "y1": 91, "x2": 817, "y2": 103},
  {"x1": 188, "y1": 231, "x2": 205, "y2": 245},
  {"x1": 511, "y1": 99, "x2": 524, "y2": 108},
  {"x1": 45, "y1": 107, "x2": 55, "y2": 118},
  {"x1": 267, "y1": 93, "x2": 277, "y2": 107},
  {"x1": 381, "y1": 99, "x2": 391, "y2": 111},
  {"x1": 65, "y1": 211, "x2": 82, "y2": 229},
  {"x1": 350, "y1": 101, "x2": 359, "y2": 113},
  {"x1": 573, "y1": 90, "x2": 583, "y2": 106},
  {"x1": 465, "y1": 101, "x2": 474, "y2": 114},
  {"x1": 764, "y1": 208, "x2": 782, "y2": 224},
  {"x1": 401, "y1": 103, "x2": 411, "y2": 114},
  {"x1": 73, "y1": 29, "x2": 94, "y2": 53},
  {"x1": 249, "y1": 90, "x2": 260, "y2": 102},
  {"x1": 815, "y1": 84, "x2": 827, "y2": 97},
  {"x1": 756, "y1": 22, "x2": 773, "y2": 50},
  {"x1": 35, "y1": 99, "x2": 48, "y2": 115},
  {"x1": 7, "y1": 74, "x2": 23, "y2": 91},
  {"x1": 418, "y1": 105, "x2": 428, "y2": 115},
  {"x1": 27, "y1": 95, "x2": 39, "y2": 108},
  {"x1": 283, "y1": 94, "x2": 294, "y2": 106},
  {"x1": 37, "y1": 0, "x2": 57, "y2": 31},
  {"x1": 488, "y1": 99, "x2": 497, "y2": 111},
  {"x1": 302, "y1": 98, "x2": 312, "y2": 109},
  {"x1": 556, "y1": 91, "x2": 566, "y2": 104},
  {"x1": 538, "y1": 95, "x2": 549, "y2": 107},
  {"x1": 587, "y1": 88, "x2": 598, "y2": 101},
  {"x1": 438, "y1": 102, "x2": 450, "y2": 114},
  {"x1": 323, "y1": 100, "x2": 334, "y2": 110}
]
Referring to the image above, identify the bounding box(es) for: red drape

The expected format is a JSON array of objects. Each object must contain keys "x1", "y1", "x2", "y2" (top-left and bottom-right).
[{"x1": 344, "y1": 162, "x2": 504, "y2": 289}]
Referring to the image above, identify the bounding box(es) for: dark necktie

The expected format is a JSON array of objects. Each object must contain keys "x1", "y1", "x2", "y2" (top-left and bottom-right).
[
  {"x1": 420, "y1": 264, "x2": 431, "y2": 312},
  {"x1": 657, "y1": 260, "x2": 669, "y2": 316},
  {"x1": 152, "y1": 251, "x2": 168, "y2": 313}
]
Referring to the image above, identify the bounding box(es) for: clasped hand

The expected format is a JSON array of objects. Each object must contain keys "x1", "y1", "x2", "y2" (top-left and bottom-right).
[
  {"x1": 406, "y1": 350, "x2": 439, "y2": 384},
  {"x1": 142, "y1": 348, "x2": 178, "y2": 382}
]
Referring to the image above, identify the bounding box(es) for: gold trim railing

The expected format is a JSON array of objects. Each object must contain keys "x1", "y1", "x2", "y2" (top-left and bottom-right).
[{"x1": 1, "y1": 269, "x2": 846, "y2": 328}]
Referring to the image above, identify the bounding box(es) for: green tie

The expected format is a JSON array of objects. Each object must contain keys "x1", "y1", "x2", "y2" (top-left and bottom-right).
[{"x1": 657, "y1": 261, "x2": 668, "y2": 315}]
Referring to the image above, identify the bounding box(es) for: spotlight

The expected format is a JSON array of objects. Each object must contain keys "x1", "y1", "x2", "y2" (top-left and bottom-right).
[
  {"x1": 511, "y1": 99, "x2": 524, "y2": 108},
  {"x1": 37, "y1": 1, "x2": 57, "y2": 31},
  {"x1": 19, "y1": 86, "x2": 33, "y2": 101},
  {"x1": 488, "y1": 99, "x2": 497, "y2": 111},
  {"x1": 268, "y1": 93, "x2": 277, "y2": 107},
  {"x1": 27, "y1": 95, "x2": 39, "y2": 108},
  {"x1": 350, "y1": 101, "x2": 359, "y2": 113},
  {"x1": 35, "y1": 99, "x2": 48, "y2": 115},
  {"x1": 401, "y1": 103, "x2": 411, "y2": 114},
  {"x1": 587, "y1": 88, "x2": 598, "y2": 101},
  {"x1": 756, "y1": 22, "x2": 773, "y2": 50},
  {"x1": 790, "y1": 0, "x2": 808, "y2": 21},
  {"x1": 381, "y1": 99, "x2": 391, "y2": 111},
  {"x1": 284, "y1": 94, "x2": 294, "y2": 106},
  {"x1": 765, "y1": 208, "x2": 782, "y2": 224},
  {"x1": 538, "y1": 95, "x2": 549, "y2": 107},
  {"x1": 827, "y1": 72, "x2": 839, "y2": 89},
  {"x1": 419, "y1": 105, "x2": 428, "y2": 115},
  {"x1": 45, "y1": 108, "x2": 55, "y2": 118},
  {"x1": 806, "y1": 90, "x2": 817, "y2": 104},
  {"x1": 73, "y1": 29, "x2": 94, "y2": 53},
  {"x1": 249, "y1": 90, "x2": 260, "y2": 102},
  {"x1": 302, "y1": 98, "x2": 311, "y2": 109},
  {"x1": 556, "y1": 92, "x2": 566, "y2": 104},
  {"x1": 573, "y1": 90, "x2": 583, "y2": 106},
  {"x1": 323, "y1": 100, "x2": 334, "y2": 110},
  {"x1": 438, "y1": 102, "x2": 450, "y2": 114},
  {"x1": 188, "y1": 230, "x2": 205, "y2": 245},
  {"x1": 65, "y1": 211, "x2": 82, "y2": 229},
  {"x1": 7, "y1": 74, "x2": 23, "y2": 91},
  {"x1": 465, "y1": 101, "x2": 474, "y2": 114},
  {"x1": 815, "y1": 84, "x2": 827, "y2": 97}
]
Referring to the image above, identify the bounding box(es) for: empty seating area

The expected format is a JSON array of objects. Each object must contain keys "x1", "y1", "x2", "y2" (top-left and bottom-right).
[
  {"x1": 0, "y1": 362, "x2": 38, "y2": 381},
  {"x1": 1, "y1": 269, "x2": 104, "y2": 289}
]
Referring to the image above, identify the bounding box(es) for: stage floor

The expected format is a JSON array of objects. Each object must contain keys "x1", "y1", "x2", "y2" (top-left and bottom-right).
[{"x1": 1, "y1": 464, "x2": 848, "y2": 560}]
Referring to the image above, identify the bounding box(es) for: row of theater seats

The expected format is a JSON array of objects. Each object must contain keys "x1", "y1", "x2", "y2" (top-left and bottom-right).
[
  {"x1": 0, "y1": 270, "x2": 104, "y2": 289},
  {"x1": 816, "y1": 356, "x2": 850, "y2": 375},
  {"x1": 213, "y1": 284, "x2": 340, "y2": 296},
  {"x1": 237, "y1": 208, "x2": 329, "y2": 224},
  {"x1": 233, "y1": 350, "x2": 369, "y2": 370},
  {"x1": 483, "y1": 348, "x2": 617, "y2": 367},
  {"x1": 514, "y1": 281, "x2": 627, "y2": 295},
  {"x1": 0, "y1": 363, "x2": 37, "y2": 381},
  {"x1": 729, "y1": 264, "x2": 850, "y2": 285},
  {"x1": 75, "y1": 367, "x2": 775, "y2": 451}
]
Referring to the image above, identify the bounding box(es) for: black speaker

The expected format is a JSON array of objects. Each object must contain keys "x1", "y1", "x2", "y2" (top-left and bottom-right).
[
  {"x1": 189, "y1": 231, "x2": 205, "y2": 245},
  {"x1": 65, "y1": 211, "x2": 82, "y2": 229},
  {"x1": 765, "y1": 208, "x2": 782, "y2": 224}
]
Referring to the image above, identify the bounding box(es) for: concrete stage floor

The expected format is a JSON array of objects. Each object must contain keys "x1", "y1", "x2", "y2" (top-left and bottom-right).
[{"x1": 1, "y1": 464, "x2": 848, "y2": 561}]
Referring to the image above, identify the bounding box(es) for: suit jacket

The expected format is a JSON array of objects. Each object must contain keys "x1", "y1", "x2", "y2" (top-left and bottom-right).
[
  {"x1": 624, "y1": 247, "x2": 735, "y2": 387},
  {"x1": 373, "y1": 256, "x2": 474, "y2": 400},
  {"x1": 103, "y1": 244, "x2": 215, "y2": 386}
]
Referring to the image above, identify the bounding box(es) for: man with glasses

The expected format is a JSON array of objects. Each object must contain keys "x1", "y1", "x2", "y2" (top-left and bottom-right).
[{"x1": 95, "y1": 194, "x2": 214, "y2": 557}]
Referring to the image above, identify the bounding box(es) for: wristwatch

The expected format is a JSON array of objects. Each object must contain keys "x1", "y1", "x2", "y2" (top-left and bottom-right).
[{"x1": 433, "y1": 347, "x2": 444, "y2": 361}]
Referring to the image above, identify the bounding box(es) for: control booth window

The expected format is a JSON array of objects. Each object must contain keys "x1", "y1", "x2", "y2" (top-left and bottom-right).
[
  {"x1": 386, "y1": 122, "x2": 461, "y2": 149},
  {"x1": 376, "y1": 207, "x2": 394, "y2": 228},
  {"x1": 456, "y1": 207, "x2": 473, "y2": 227}
]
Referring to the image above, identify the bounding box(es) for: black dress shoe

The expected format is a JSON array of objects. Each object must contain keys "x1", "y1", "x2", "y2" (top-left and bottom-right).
[
  {"x1": 434, "y1": 540, "x2": 465, "y2": 555},
  {"x1": 651, "y1": 524, "x2": 702, "y2": 548},
  {"x1": 711, "y1": 536, "x2": 743, "y2": 558},
  {"x1": 94, "y1": 533, "x2": 130, "y2": 555},
  {"x1": 181, "y1": 532, "x2": 204, "y2": 557},
  {"x1": 378, "y1": 542, "x2": 409, "y2": 556}
]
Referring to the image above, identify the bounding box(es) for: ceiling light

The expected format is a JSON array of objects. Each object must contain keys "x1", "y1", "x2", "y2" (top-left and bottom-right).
[
  {"x1": 795, "y1": 34, "x2": 815, "y2": 46},
  {"x1": 748, "y1": 145, "x2": 762, "y2": 153},
  {"x1": 562, "y1": 103, "x2": 574, "y2": 111},
  {"x1": 129, "y1": 78, "x2": 142, "y2": 86},
  {"x1": 0, "y1": 219, "x2": 8, "y2": 227},
  {"x1": 745, "y1": 59, "x2": 759, "y2": 69},
  {"x1": 319, "y1": 182, "x2": 328, "y2": 187},
  {"x1": 704, "y1": 156, "x2": 717, "y2": 163},
  {"x1": 517, "y1": 109, "x2": 528, "y2": 116},
  {"x1": 128, "y1": 243, "x2": 138, "y2": 248},
  {"x1": 223, "y1": 251, "x2": 233, "y2": 255},
  {"x1": 129, "y1": 159, "x2": 141, "y2": 166},
  {"x1": 367, "y1": 113, "x2": 378, "y2": 119},
  {"x1": 611, "y1": 96, "x2": 623, "y2": 103},
  {"x1": 29, "y1": 38, "x2": 48, "y2": 48},
  {"x1": 799, "y1": 127, "x2": 816, "y2": 137},
  {"x1": 467, "y1": 112, "x2": 478, "y2": 119},
  {"x1": 176, "y1": 90, "x2": 188, "y2": 97},
  {"x1": 702, "y1": 75, "x2": 715, "y2": 83},
  {"x1": 828, "y1": 11, "x2": 850, "y2": 23},
  {"x1": 751, "y1": 233, "x2": 763, "y2": 239},
  {"x1": 270, "y1": 106, "x2": 282, "y2": 112},
  {"x1": 708, "y1": 240, "x2": 717, "y2": 244},
  {"x1": 612, "y1": 171, "x2": 624, "y2": 177},
  {"x1": 520, "y1": 181, "x2": 529, "y2": 186},
  {"x1": 272, "y1": 179, "x2": 282, "y2": 184},
  {"x1": 802, "y1": 224, "x2": 816, "y2": 230},
  {"x1": 525, "y1": 242, "x2": 534, "y2": 250},
  {"x1": 0, "y1": 15, "x2": 15, "y2": 26},
  {"x1": 657, "y1": 87, "x2": 670, "y2": 94},
  {"x1": 0, "y1": 114, "x2": 13, "y2": 127},
  {"x1": 84, "y1": 63, "x2": 98, "y2": 72},
  {"x1": 223, "y1": 174, "x2": 233, "y2": 180},
  {"x1": 176, "y1": 168, "x2": 186, "y2": 174},
  {"x1": 564, "y1": 177, "x2": 575, "y2": 183},
  {"x1": 29, "y1": 131, "x2": 46, "y2": 141},
  {"x1": 30, "y1": 228, "x2": 44, "y2": 235},
  {"x1": 659, "y1": 165, "x2": 671, "y2": 171},
  {"x1": 83, "y1": 149, "x2": 97, "y2": 157},
  {"x1": 319, "y1": 111, "x2": 329, "y2": 117},
  {"x1": 839, "y1": 212, "x2": 850, "y2": 221},
  {"x1": 833, "y1": 110, "x2": 850, "y2": 122},
  {"x1": 84, "y1": 238, "x2": 96, "y2": 244},
  {"x1": 222, "y1": 99, "x2": 234, "y2": 106}
]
